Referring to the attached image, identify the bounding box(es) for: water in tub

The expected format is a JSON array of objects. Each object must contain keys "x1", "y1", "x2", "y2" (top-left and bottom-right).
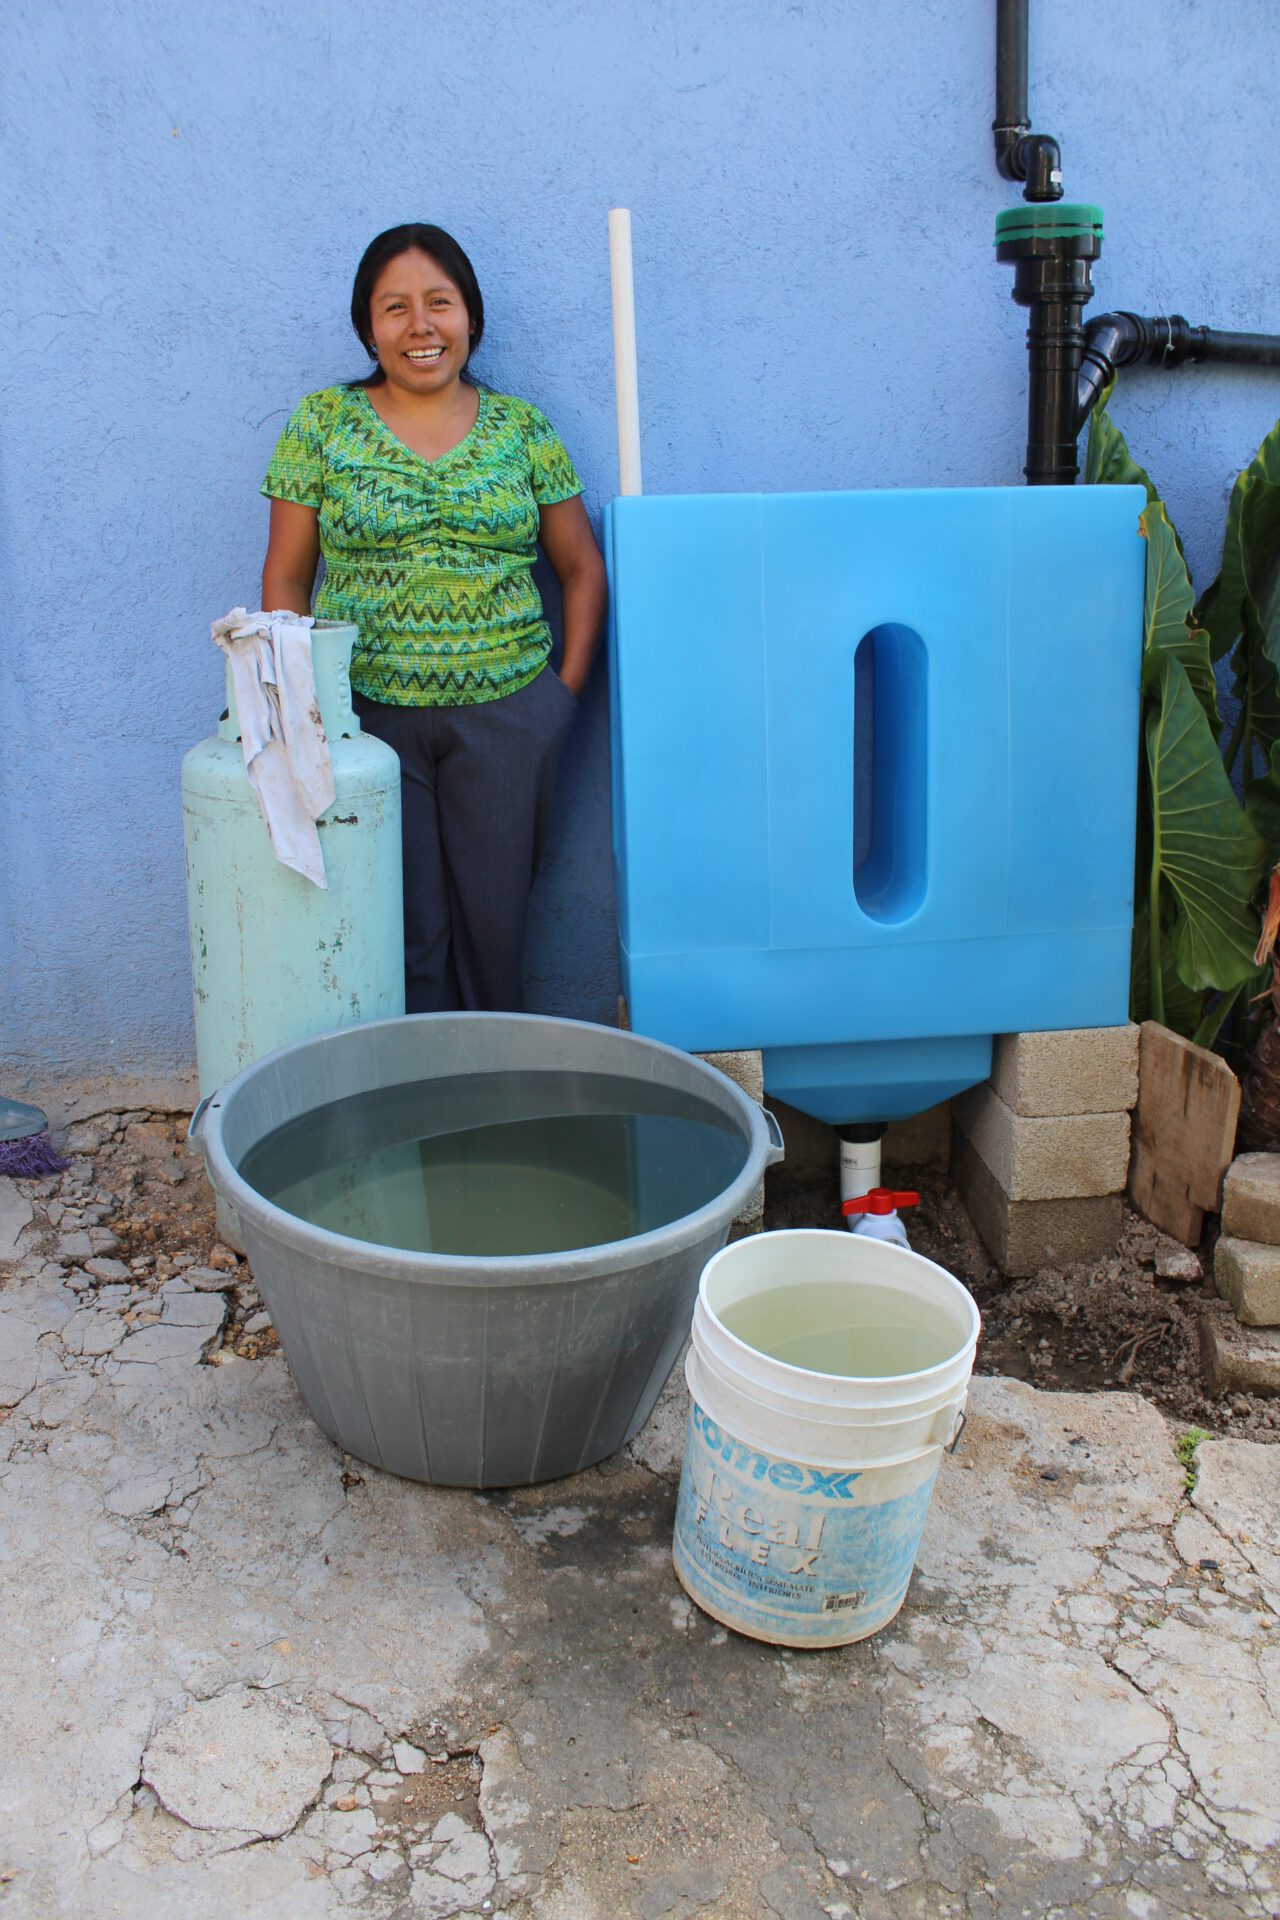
[{"x1": 239, "y1": 1068, "x2": 746, "y2": 1257}]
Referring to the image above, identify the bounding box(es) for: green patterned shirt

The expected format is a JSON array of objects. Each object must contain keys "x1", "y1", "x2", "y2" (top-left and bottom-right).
[{"x1": 262, "y1": 384, "x2": 583, "y2": 705}]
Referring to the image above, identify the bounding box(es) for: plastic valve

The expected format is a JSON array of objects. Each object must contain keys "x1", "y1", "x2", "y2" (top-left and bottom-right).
[{"x1": 841, "y1": 1187, "x2": 920, "y2": 1217}]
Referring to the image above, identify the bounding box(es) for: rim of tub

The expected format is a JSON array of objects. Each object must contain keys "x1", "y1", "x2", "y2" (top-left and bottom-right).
[{"x1": 191, "y1": 1010, "x2": 784, "y2": 1287}]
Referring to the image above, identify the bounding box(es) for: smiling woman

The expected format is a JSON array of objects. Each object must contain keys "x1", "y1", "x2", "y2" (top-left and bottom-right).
[{"x1": 261, "y1": 223, "x2": 607, "y2": 1015}]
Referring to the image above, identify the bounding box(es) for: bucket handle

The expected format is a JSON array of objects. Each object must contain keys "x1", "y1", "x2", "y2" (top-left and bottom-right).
[
  {"x1": 762, "y1": 1107, "x2": 785, "y2": 1165},
  {"x1": 944, "y1": 1409, "x2": 967, "y2": 1454},
  {"x1": 188, "y1": 1091, "x2": 221, "y2": 1147}
]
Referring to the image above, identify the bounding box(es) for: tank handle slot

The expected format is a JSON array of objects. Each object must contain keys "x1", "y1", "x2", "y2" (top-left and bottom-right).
[{"x1": 852, "y1": 623, "x2": 928, "y2": 923}]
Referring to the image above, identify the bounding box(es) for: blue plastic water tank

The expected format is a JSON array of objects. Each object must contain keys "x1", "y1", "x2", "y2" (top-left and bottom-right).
[{"x1": 606, "y1": 484, "x2": 1146, "y2": 1122}]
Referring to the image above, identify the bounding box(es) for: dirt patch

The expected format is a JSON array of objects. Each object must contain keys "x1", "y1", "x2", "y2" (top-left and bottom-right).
[
  {"x1": 362, "y1": 1747, "x2": 485, "y2": 1837},
  {"x1": 765, "y1": 1160, "x2": 1280, "y2": 1445},
  {"x1": 24, "y1": 1111, "x2": 274, "y2": 1360}
]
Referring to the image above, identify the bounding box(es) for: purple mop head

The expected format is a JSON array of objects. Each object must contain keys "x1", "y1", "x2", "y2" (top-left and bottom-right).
[
  {"x1": 0, "y1": 1132, "x2": 69, "y2": 1177},
  {"x1": 0, "y1": 1097, "x2": 69, "y2": 1178}
]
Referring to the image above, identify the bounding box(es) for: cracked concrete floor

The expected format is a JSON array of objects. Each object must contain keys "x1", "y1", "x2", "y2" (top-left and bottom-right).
[{"x1": 1, "y1": 1130, "x2": 1278, "y2": 1919}]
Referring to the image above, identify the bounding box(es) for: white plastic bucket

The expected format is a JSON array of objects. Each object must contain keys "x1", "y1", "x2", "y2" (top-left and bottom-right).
[{"x1": 672, "y1": 1229, "x2": 980, "y2": 1647}]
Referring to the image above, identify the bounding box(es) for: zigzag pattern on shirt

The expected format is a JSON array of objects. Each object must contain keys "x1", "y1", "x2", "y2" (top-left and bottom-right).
[
  {"x1": 323, "y1": 568, "x2": 534, "y2": 623},
  {"x1": 263, "y1": 383, "x2": 580, "y2": 706},
  {"x1": 353, "y1": 657, "x2": 547, "y2": 706},
  {"x1": 360, "y1": 632, "x2": 525, "y2": 671},
  {"x1": 326, "y1": 476, "x2": 539, "y2": 551}
]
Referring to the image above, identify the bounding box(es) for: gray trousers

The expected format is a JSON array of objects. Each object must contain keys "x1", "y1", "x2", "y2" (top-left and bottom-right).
[{"x1": 353, "y1": 667, "x2": 577, "y2": 1014}]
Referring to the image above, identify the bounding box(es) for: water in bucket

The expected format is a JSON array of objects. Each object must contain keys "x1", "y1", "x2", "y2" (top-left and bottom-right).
[
  {"x1": 717, "y1": 1278, "x2": 955, "y2": 1378},
  {"x1": 239, "y1": 1068, "x2": 746, "y2": 1257}
]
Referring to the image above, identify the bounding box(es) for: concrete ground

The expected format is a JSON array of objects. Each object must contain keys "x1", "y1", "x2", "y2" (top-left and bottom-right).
[{"x1": 1, "y1": 1147, "x2": 1278, "y2": 1920}]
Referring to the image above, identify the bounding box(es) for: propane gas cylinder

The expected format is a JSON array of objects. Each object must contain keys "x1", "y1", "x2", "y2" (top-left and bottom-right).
[{"x1": 182, "y1": 619, "x2": 404, "y2": 1105}]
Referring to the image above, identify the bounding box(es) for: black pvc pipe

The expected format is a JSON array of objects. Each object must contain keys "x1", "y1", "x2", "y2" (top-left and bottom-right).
[
  {"x1": 1077, "y1": 312, "x2": 1280, "y2": 429},
  {"x1": 1196, "y1": 329, "x2": 1280, "y2": 367},
  {"x1": 993, "y1": 0, "x2": 1063, "y2": 201},
  {"x1": 1025, "y1": 279, "x2": 1091, "y2": 483},
  {"x1": 993, "y1": 0, "x2": 1029, "y2": 175},
  {"x1": 997, "y1": 219, "x2": 1102, "y2": 485}
]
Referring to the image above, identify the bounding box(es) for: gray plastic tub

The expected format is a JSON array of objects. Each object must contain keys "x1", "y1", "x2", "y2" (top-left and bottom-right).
[{"x1": 194, "y1": 1012, "x2": 783, "y2": 1488}]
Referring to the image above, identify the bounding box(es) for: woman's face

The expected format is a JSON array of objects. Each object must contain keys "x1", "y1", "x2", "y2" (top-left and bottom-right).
[{"x1": 367, "y1": 248, "x2": 473, "y2": 398}]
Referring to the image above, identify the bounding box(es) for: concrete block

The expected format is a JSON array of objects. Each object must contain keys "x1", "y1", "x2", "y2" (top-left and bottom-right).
[
  {"x1": 884, "y1": 1101, "x2": 951, "y2": 1170},
  {"x1": 990, "y1": 1024, "x2": 1140, "y2": 1118},
  {"x1": 1221, "y1": 1153, "x2": 1280, "y2": 1246},
  {"x1": 699, "y1": 1049, "x2": 764, "y2": 1105},
  {"x1": 698, "y1": 1049, "x2": 765, "y2": 1235},
  {"x1": 1200, "y1": 1302, "x2": 1280, "y2": 1397},
  {"x1": 1215, "y1": 1237, "x2": 1280, "y2": 1327},
  {"x1": 952, "y1": 1084, "x2": 1130, "y2": 1202},
  {"x1": 951, "y1": 1129, "x2": 1123, "y2": 1277}
]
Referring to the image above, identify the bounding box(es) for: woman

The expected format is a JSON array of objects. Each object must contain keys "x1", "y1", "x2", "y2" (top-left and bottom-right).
[{"x1": 261, "y1": 223, "x2": 607, "y2": 1013}]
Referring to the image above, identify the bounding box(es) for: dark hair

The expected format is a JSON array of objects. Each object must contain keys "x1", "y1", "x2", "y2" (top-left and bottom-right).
[{"x1": 348, "y1": 224, "x2": 485, "y2": 386}]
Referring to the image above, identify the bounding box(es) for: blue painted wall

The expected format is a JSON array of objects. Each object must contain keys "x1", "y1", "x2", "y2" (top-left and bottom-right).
[{"x1": 4, "y1": 0, "x2": 1279, "y2": 1087}]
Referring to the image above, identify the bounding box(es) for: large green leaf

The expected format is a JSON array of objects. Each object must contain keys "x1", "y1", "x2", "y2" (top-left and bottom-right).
[
  {"x1": 1245, "y1": 755, "x2": 1280, "y2": 851},
  {"x1": 1141, "y1": 502, "x2": 1219, "y2": 732},
  {"x1": 1224, "y1": 478, "x2": 1280, "y2": 781},
  {"x1": 1129, "y1": 891, "x2": 1206, "y2": 1035},
  {"x1": 1084, "y1": 387, "x2": 1160, "y2": 504},
  {"x1": 1242, "y1": 729, "x2": 1280, "y2": 857},
  {"x1": 1085, "y1": 392, "x2": 1213, "y2": 723},
  {"x1": 1197, "y1": 416, "x2": 1280, "y2": 663},
  {"x1": 1145, "y1": 649, "x2": 1267, "y2": 995},
  {"x1": 1242, "y1": 471, "x2": 1280, "y2": 641}
]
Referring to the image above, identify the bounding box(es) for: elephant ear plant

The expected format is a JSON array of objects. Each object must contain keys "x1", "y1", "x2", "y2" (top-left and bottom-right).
[
  {"x1": 1206, "y1": 418, "x2": 1280, "y2": 1142},
  {"x1": 1086, "y1": 393, "x2": 1280, "y2": 1053}
]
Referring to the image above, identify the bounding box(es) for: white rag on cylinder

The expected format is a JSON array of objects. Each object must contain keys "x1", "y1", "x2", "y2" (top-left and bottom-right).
[{"x1": 211, "y1": 608, "x2": 336, "y2": 888}]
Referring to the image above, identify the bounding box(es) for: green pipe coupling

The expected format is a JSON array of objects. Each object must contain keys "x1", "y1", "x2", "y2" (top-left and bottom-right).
[{"x1": 995, "y1": 203, "x2": 1104, "y2": 249}]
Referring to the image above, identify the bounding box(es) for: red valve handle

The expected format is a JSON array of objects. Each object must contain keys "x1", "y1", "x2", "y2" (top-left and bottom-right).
[{"x1": 841, "y1": 1187, "x2": 920, "y2": 1217}]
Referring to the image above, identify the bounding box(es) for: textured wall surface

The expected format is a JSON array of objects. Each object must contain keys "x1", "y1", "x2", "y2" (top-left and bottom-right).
[{"x1": 4, "y1": 0, "x2": 1279, "y2": 1087}]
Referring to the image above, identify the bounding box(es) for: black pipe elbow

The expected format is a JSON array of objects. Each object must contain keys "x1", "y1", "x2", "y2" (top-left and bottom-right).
[
  {"x1": 994, "y1": 131, "x2": 1064, "y2": 202},
  {"x1": 1077, "y1": 312, "x2": 1145, "y2": 426},
  {"x1": 1019, "y1": 134, "x2": 1062, "y2": 202},
  {"x1": 1078, "y1": 313, "x2": 1280, "y2": 431}
]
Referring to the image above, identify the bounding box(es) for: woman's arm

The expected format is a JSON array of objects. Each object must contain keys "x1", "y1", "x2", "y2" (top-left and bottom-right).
[
  {"x1": 262, "y1": 498, "x2": 322, "y2": 615},
  {"x1": 538, "y1": 496, "x2": 607, "y2": 699}
]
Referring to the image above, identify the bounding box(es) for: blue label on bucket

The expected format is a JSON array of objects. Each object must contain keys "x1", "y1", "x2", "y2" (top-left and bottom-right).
[{"x1": 672, "y1": 1400, "x2": 939, "y2": 1646}]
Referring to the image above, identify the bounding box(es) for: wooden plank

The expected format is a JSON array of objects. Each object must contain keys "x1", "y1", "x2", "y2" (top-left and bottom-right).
[{"x1": 1128, "y1": 1020, "x2": 1241, "y2": 1244}]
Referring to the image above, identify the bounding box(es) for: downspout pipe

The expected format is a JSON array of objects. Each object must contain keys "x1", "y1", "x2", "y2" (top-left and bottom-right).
[
  {"x1": 992, "y1": 0, "x2": 1093, "y2": 483},
  {"x1": 1078, "y1": 312, "x2": 1280, "y2": 430},
  {"x1": 993, "y1": 0, "x2": 1063, "y2": 202}
]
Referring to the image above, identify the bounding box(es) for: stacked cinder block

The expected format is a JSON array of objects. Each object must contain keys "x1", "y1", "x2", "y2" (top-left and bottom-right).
[
  {"x1": 950, "y1": 1026, "x2": 1139, "y2": 1277},
  {"x1": 699, "y1": 1049, "x2": 766, "y2": 1236},
  {"x1": 1203, "y1": 1154, "x2": 1280, "y2": 1395}
]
